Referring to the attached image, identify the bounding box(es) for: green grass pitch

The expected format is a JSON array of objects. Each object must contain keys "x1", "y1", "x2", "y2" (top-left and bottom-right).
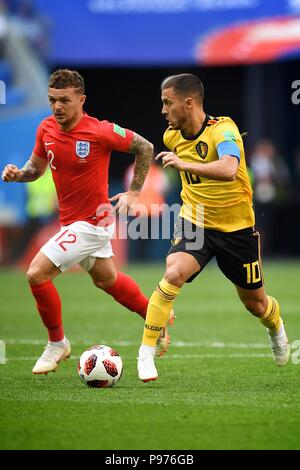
[{"x1": 0, "y1": 261, "x2": 300, "y2": 450}]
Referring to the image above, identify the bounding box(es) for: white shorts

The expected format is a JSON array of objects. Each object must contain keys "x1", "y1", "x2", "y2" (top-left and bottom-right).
[{"x1": 41, "y1": 221, "x2": 115, "y2": 272}]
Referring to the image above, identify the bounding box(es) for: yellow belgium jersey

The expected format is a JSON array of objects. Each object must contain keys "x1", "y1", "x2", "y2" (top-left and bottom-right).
[{"x1": 163, "y1": 115, "x2": 255, "y2": 232}]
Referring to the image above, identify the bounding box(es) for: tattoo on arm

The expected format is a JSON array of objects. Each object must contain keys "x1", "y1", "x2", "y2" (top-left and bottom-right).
[
  {"x1": 128, "y1": 133, "x2": 154, "y2": 192},
  {"x1": 19, "y1": 159, "x2": 42, "y2": 182}
]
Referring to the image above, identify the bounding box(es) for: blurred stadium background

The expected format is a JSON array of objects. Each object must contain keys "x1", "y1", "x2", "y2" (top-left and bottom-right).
[
  {"x1": 1, "y1": 0, "x2": 300, "y2": 451},
  {"x1": 0, "y1": 0, "x2": 300, "y2": 265}
]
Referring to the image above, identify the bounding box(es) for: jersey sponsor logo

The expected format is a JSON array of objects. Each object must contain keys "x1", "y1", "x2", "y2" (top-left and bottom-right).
[
  {"x1": 45, "y1": 141, "x2": 55, "y2": 146},
  {"x1": 113, "y1": 123, "x2": 126, "y2": 137},
  {"x1": 76, "y1": 141, "x2": 90, "y2": 158},
  {"x1": 196, "y1": 141, "x2": 208, "y2": 159}
]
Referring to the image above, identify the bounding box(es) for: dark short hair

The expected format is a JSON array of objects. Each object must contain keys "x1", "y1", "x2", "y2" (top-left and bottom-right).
[
  {"x1": 48, "y1": 69, "x2": 85, "y2": 93},
  {"x1": 161, "y1": 73, "x2": 204, "y2": 103}
]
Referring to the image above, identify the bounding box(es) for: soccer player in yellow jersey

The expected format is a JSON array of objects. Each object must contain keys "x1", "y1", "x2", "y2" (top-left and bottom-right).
[{"x1": 137, "y1": 73, "x2": 290, "y2": 382}]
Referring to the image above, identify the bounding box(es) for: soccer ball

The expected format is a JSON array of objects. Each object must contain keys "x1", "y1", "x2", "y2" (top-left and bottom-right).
[{"x1": 77, "y1": 345, "x2": 123, "y2": 388}]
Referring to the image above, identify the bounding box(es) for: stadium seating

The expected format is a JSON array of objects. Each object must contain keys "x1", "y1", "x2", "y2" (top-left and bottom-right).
[{"x1": 0, "y1": 58, "x2": 27, "y2": 108}]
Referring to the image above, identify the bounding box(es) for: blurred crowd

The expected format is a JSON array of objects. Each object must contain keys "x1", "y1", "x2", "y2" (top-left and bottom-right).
[
  {"x1": 249, "y1": 139, "x2": 300, "y2": 257},
  {"x1": 0, "y1": 0, "x2": 49, "y2": 60},
  {"x1": 0, "y1": 1, "x2": 7, "y2": 57}
]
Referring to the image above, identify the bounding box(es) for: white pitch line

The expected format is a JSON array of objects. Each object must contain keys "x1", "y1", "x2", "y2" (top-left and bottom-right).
[
  {"x1": 3, "y1": 339, "x2": 268, "y2": 349},
  {"x1": 167, "y1": 353, "x2": 272, "y2": 358},
  {"x1": 5, "y1": 353, "x2": 272, "y2": 361}
]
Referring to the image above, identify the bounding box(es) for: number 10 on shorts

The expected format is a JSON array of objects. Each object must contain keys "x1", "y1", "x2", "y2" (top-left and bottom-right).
[{"x1": 243, "y1": 261, "x2": 261, "y2": 284}]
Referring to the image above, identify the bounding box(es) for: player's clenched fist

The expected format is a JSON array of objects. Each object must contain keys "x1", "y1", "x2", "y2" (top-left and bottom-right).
[{"x1": 2, "y1": 164, "x2": 23, "y2": 182}]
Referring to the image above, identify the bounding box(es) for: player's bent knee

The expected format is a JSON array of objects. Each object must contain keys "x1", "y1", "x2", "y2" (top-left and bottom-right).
[
  {"x1": 93, "y1": 277, "x2": 115, "y2": 290},
  {"x1": 26, "y1": 267, "x2": 47, "y2": 285},
  {"x1": 164, "y1": 266, "x2": 186, "y2": 287},
  {"x1": 243, "y1": 299, "x2": 266, "y2": 317}
]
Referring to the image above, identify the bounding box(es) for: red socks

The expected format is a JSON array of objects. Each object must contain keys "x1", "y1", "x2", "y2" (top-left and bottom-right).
[
  {"x1": 30, "y1": 280, "x2": 64, "y2": 342},
  {"x1": 104, "y1": 272, "x2": 148, "y2": 318},
  {"x1": 30, "y1": 273, "x2": 148, "y2": 342}
]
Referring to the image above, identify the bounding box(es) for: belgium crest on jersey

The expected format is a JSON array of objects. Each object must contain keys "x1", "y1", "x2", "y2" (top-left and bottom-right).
[
  {"x1": 76, "y1": 141, "x2": 90, "y2": 158},
  {"x1": 196, "y1": 141, "x2": 208, "y2": 160}
]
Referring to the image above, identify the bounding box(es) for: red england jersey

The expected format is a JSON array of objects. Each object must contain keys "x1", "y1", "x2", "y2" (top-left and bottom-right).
[{"x1": 33, "y1": 113, "x2": 134, "y2": 226}]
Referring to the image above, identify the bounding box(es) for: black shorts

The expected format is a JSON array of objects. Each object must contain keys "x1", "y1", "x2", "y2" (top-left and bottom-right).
[{"x1": 168, "y1": 217, "x2": 263, "y2": 290}]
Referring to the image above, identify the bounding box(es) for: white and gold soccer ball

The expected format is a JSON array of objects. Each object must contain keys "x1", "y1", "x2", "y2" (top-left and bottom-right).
[{"x1": 77, "y1": 345, "x2": 123, "y2": 388}]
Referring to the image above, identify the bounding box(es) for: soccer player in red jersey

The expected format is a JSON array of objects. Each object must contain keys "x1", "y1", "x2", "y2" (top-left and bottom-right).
[{"x1": 1, "y1": 69, "x2": 173, "y2": 374}]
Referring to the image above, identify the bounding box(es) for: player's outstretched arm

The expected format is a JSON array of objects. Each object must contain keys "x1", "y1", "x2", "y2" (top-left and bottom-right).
[
  {"x1": 2, "y1": 153, "x2": 48, "y2": 183},
  {"x1": 110, "y1": 133, "x2": 154, "y2": 213}
]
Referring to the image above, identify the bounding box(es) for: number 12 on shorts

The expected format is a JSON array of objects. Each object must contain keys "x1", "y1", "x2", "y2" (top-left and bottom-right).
[
  {"x1": 54, "y1": 229, "x2": 77, "y2": 252},
  {"x1": 243, "y1": 260, "x2": 261, "y2": 284}
]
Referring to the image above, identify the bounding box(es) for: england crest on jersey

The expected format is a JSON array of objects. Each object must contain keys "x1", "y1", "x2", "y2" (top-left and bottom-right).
[{"x1": 76, "y1": 141, "x2": 90, "y2": 158}]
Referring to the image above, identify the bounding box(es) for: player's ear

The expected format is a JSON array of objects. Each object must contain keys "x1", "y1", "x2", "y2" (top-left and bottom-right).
[
  {"x1": 184, "y1": 97, "x2": 193, "y2": 108},
  {"x1": 80, "y1": 94, "x2": 86, "y2": 105}
]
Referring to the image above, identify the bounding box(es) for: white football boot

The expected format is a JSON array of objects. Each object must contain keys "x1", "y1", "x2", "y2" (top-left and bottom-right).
[
  {"x1": 32, "y1": 338, "x2": 71, "y2": 374},
  {"x1": 137, "y1": 345, "x2": 158, "y2": 382},
  {"x1": 155, "y1": 309, "x2": 176, "y2": 358},
  {"x1": 268, "y1": 319, "x2": 290, "y2": 367}
]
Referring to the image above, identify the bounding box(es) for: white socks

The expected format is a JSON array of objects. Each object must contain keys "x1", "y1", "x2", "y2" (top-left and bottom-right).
[{"x1": 139, "y1": 345, "x2": 155, "y2": 356}]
